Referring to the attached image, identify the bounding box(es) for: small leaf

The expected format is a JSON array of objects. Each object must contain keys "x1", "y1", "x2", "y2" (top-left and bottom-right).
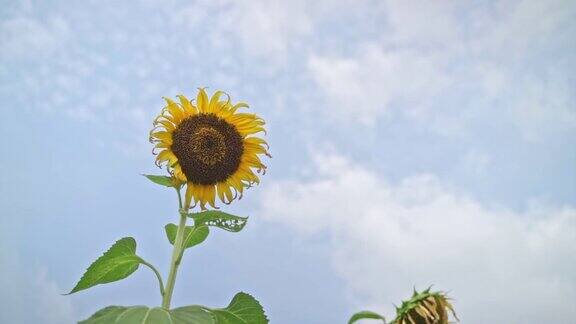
[
  {"x1": 208, "y1": 292, "x2": 269, "y2": 324},
  {"x1": 348, "y1": 311, "x2": 387, "y2": 324},
  {"x1": 67, "y1": 237, "x2": 142, "y2": 294},
  {"x1": 190, "y1": 210, "x2": 248, "y2": 232},
  {"x1": 164, "y1": 223, "x2": 210, "y2": 249},
  {"x1": 79, "y1": 305, "x2": 214, "y2": 324},
  {"x1": 143, "y1": 174, "x2": 176, "y2": 187}
]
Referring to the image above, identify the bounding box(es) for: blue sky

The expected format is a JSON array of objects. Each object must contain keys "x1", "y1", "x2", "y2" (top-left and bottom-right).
[{"x1": 1, "y1": 0, "x2": 575, "y2": 323}]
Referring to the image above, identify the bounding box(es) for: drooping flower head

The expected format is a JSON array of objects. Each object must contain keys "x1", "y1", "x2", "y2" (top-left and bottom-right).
[
  {"x1": 392, "y1": 288, "x2": 458, "y2": 324},
  {"x1": 150, "y1": 89, "x2": 270, "y2": 209}
]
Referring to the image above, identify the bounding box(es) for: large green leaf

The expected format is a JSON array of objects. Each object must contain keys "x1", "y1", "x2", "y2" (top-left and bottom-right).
[
  {"x1": 171, "y1": 306, "x2": 216, "y2": 323},
  {"x1": 165, "y1": 223, "x2": 210, "y2": 249},
  {"x1": 348, "y1": 311, "x2": 387, "y2": 324},
  {"x1": 79, "y1": 292, "x2": 269, "y2": 324},
  {"x1": 208, "y1": 292, "x2": 269, "y2": 324},
  {"x1": 191, "y1": 210, "x2": 248, "y2": 232},
  {"x1": 79, "y1": 305, "x2": 214, "y2": 324},
  {"x1": 68, "y1": 237, "x2": 142, "y2": 294}
]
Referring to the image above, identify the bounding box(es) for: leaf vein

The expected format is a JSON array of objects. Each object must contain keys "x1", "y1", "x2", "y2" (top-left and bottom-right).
[{"x1": 141, "y1": 308, "x2": 152, "y2": 324}]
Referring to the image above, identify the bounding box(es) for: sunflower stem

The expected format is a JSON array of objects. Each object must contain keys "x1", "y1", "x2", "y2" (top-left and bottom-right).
[{"x1": 162, "y1": 187, "x2": 188, "y2": 309}]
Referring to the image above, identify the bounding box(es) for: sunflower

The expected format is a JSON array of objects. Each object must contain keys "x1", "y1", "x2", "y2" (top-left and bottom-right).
[
  {"x1": 392, "y1": 288, "x2": 458, "y2": 324},
  {"x1": 150, "y1": 88, "x2": 270, "y2": 209}
]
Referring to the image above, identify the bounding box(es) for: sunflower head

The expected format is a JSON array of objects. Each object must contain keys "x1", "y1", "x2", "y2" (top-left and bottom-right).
[
  {"x1": 392, "y1": 288, "x2": 458, "y2": 324},
  {"x1": 150, "y1": 88, "x2": 270, "y2": 210}
]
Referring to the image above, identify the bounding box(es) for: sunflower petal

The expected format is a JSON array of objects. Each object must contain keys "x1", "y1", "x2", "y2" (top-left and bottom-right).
[
  {"x1": 183, "y1": 183, "x2": 196, "y2": 208},
  {"x1": 157, "y1": 150, "x2": 177, "y2": 165},
  {"x1": 208, "y1": 90, "x2": 227, "y2": 113},
  {"x1": 245, "y1": 137, "x2": 269, "y2": 149},
  {"x1": 204, "y1": 185, "x2": 217, "y2": 208},
  {"x1": 177, "y1": 94, "x2": 197, "y2": 116},
  {"x1": 216, "y1": 182, "x2": 227, "y2": 204},
  {"x1": 151, "y1": 131, "x2": 173, "y2": 144},
  {"x1": 231, "y1": 102, "x2": 249, "y2": 113},
  {"x1": 155, "y1": 119, "x2": 176, "y2": 132},
  {"x1": 163, "y1": 97, "x2": 184, "y2": 124},
  {"x1": 173, "y1": 165, "x2": 187, "y2": 182},
  {"x1": 196, "y1": 88, "x2": 209, "y2": 113}
]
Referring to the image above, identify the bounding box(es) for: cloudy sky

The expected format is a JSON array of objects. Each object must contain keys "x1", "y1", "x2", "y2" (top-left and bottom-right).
[{"x1": 1, "y1": 0, "x2": 575, "y2": 323}]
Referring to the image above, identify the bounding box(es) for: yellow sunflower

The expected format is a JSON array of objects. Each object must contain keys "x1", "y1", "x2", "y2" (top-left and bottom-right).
[{"x1": 150, "y1": 88, "x2": 270, "y2": 209}]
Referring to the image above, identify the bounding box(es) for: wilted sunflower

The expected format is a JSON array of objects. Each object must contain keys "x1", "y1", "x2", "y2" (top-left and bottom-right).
[
  {"x1": 150, "y1": 88, "x2": 270, "y2": 209},
  {"x1": 392, "y1": 288, "x2": 458, "y2": 324}
]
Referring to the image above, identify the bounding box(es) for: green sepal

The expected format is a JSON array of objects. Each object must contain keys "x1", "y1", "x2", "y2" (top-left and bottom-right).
[
  {"x1": 79, "y1": 292, "x2": 269, "y2": 324},
  {"x1": 189, "y1": 210, "x2": 248, "y2": 232},
  {"x1": 164, "y1": 223, "x2": 210, "y2": 249},
  {"x1": 142, "y1": 174, "x2": 180, "y2": 188},
  {"x1": 67, "y1": 237, "x2": 142, "y2": 295},
  {"x1": 348, "y1": 310, "x2": 386, "y2": 324}
]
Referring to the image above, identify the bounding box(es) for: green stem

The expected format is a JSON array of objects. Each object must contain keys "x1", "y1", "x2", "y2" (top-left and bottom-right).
[
  {"x1": 140, "y1": 259, "x2": 165, "y2": 298},
  {"x1": 162, "y1": 188, "x2": 188, "y2": 309}
]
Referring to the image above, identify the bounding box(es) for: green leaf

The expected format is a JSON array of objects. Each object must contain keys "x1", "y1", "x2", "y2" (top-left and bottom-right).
[
  {"x1": 79, "y1": 305, "x2": 214, "y2": 324},
  {"x1": 348, "y1": 311, "x2": 387, "y2": 324},
  {"x1": 164, "y1": 223, "x2": 210, "y2": 249},
  {"x1": 191, "y1": 210, "x2": 248, "y2": 232},
  {"x1": 143, "y1": 174, "x2": 176, "y2": 187},
  {"x1": 68, "y1": 237, "x2": 142, "y2": 294},
  {"x1": 208, "y1": 292, "x2": 269, "y2": 324},
  {"x1": 79, "y1": 292, "x2": 269, "y2": 324},
  {"x1": 171, "y1": 306, "x2": 216, "y2": 323}
]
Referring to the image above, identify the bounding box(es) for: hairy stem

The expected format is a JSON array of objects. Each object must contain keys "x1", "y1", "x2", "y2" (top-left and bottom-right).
[{"x1": 161, "y1": 188, "x2": 188, "y2": 309}]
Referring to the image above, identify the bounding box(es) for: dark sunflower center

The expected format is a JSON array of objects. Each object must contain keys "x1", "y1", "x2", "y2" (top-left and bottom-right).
[{"x1": 171, "y1": 114, "x2": 243, "y2": 185}]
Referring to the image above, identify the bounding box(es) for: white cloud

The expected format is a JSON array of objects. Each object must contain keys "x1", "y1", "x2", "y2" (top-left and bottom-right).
[
  {"x1": 509, "y1": 75, "x2": 576, "y2": 142},
  {"x1": 303, "y1": 0, "x2": 464, "y2": 128},
  {"x1": 382, "y1": 0, "x2": 460, "y2": 48},
  {"x1": 34, "y1": 268, "x2": 76, "y2": 324},
  {"x1": 220, "y1": 0, "x2": 312, "y2": 58},
  {"x1": 461, "y1": 149, "x2": 491, "y2": 176},
  {"x1": 0, "y1": 250, "x2": 75, "y2": 324},
  {"x1": 175, "y1": 0, "x2": 313, "y2": 62},
  {"x1": 306, "y1": 0, "x2": 576, "y2": 139},
  {"x1": 308, "y1": 46, "x2": 451, "y2": 126},
  {"x1": 469, "y1": 0, "x2": 576, "y2": 62},
  {"x1": 260, "y1": 152, "x2": 576, "y2": 323},
  {"x1": 0, "y1": 16, "x2": 69, "y2": 60}
]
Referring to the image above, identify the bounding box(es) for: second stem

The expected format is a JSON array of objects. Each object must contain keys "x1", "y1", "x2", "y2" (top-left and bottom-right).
[{"x1": 162, "y1": 189, "x2": 188, "y2": 309}]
